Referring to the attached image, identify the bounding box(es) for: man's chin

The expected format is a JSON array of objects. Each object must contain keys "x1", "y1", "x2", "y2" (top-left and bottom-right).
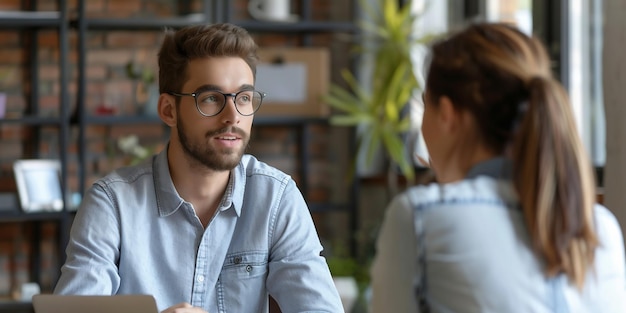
[{"x1": 211, "y1": 152, "x2": 244, "y2": 171}]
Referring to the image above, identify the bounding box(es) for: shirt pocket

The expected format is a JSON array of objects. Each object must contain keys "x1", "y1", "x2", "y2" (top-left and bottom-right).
[
  {"x1": 221, "y1": 251, "x2": 268, "y2": 279},
  {"x1": 218, "y1": 252, "x2": 269, "y2": 311}
]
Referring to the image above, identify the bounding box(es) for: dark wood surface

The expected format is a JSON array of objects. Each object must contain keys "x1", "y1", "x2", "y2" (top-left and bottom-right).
[{"x1": 0, "y1": 301, "x2": 34, "y2": 313}]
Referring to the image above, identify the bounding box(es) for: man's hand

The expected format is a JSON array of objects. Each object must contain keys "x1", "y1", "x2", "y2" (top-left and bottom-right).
[{"x1": 161, "y1": 302, "x2": 208, "y2": 313}]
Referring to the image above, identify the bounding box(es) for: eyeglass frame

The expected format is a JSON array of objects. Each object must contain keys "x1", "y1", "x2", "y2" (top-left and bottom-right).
[{"x1": 167, "y1": 89, "x2": 267, "y2": 117}]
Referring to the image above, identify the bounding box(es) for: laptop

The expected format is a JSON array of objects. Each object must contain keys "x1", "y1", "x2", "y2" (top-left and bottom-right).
[{"x1": 32, "y1": 294, "x2": 158, "y2": 313}]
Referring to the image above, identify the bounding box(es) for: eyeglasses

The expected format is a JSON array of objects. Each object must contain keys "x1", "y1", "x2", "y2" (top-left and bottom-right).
[{"x1": 168, "y1": 89, "x2": 266, "y2": 117}]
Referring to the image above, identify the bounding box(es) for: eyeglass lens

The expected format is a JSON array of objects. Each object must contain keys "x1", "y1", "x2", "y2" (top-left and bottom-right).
[{"x1": 196, "y1": 90, "x2": 263, "y2": 116}]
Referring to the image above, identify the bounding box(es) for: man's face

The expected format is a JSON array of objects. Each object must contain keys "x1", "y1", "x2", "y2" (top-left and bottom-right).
[{"x1": 175, "y1": 57, "x2": 255, "y2": 171}]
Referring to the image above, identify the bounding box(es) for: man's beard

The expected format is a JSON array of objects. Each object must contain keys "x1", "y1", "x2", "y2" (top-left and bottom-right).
[{"x1": 176, "y1": 115, "x2": 248, "y2": 172}]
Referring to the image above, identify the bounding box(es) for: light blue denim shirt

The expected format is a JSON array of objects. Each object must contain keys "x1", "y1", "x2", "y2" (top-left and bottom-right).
[
  {"x1": 371, "y1": 157, "x2": 626, "y2": 313},
  {"x1": 54, "y1": 148, "x2": 344, "y2": 313}
]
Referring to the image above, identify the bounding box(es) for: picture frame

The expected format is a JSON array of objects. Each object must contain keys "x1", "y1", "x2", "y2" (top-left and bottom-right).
[
  {"x1": 255, "y1": 47, "x2": 330, "y2": 117},
  {"x1": 13, "y1": 159, "x2": 64, "y2": 213}
]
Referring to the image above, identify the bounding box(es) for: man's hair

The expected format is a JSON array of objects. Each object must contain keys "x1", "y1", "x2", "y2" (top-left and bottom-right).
[{"x1": 157, "y1": 23, "x2": 258, "y2": 95}]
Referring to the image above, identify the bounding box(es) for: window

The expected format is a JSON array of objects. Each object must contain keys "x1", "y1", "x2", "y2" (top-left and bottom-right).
[{"x1": 568, "y1": 0, "x2": 605, "y2": 167}]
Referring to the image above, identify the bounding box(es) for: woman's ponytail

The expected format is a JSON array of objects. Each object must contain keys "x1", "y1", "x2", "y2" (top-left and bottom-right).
[{"x1": 512, "y1": 76, "x2": 598, "y2": 289}]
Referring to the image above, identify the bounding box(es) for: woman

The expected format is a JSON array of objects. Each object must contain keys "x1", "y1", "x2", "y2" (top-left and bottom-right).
[{"x1": 370, "y1": 23, "x2": 626, "y2": 313}]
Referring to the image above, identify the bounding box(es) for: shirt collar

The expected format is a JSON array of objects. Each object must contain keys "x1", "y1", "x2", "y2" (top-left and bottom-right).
[
  {"x1": 230, "y1": 159, "x2": 246, "y2": 216},
  {"x1": 465, "y1": 156, "x2": 512, "y2": 180},
  {"x1": 153, "y1": 145, "x2": 245, "y2": 217}
]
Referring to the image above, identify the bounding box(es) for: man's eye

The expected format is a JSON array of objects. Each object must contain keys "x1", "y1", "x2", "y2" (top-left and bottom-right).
[
  {"x1": 199, "y1": 93, "x2": 220, "y2": 104},
  {"x1": 237, "y1": 91, "x2": 254, "y2": 103}
]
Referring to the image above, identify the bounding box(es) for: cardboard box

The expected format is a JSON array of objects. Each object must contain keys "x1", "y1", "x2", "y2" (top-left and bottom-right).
[{"x1": 255, "y1": 47, "x2": 330, "y2": 117}]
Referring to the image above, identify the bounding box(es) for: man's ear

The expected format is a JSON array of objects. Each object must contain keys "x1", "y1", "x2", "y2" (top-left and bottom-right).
[{"x1": 158, "y1": 93, "x2": 176, "y2": 127}]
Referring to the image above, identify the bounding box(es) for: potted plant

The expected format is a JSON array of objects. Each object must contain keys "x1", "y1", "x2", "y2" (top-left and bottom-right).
[
  {"x1": 0, "y1": 66, "x2": 17, "y2": 118},
  {"x1": 126, "y1": 59, "x2": 159, "y2": 116},
  {"x1": 327, "y1": 254, "x2": 370, "y2": 313},
  {"x1": 324, "y1": 0, "x2": 435, "y2": 196}
]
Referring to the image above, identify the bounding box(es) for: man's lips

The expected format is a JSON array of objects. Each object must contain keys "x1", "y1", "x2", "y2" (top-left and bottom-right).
[
  {"x1": 214, "y1": 133, "x2": 240, "y2": 140},
  {"x1": 212, "y1": 132, "x2": 242, "y2": 148}
]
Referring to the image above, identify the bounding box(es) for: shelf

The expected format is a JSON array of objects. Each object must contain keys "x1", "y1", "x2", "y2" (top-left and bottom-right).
[
  {"x1": 0, "y1": 116, "x2": 63, "y2": 126},
  {"x1": 74, "y1": 115, "x2": 327, "y2": 126},
  {"x1": 80, "y1": 115, "x2": 162, "y2": 125},
  {"x1": 254, "y1": 116, "x2": 328, "y2": 126},
  {"x1": 309, "y1": 203, "x2": 350, "y2": 213},
  {"x1": 1, "y1": 0, "x2": 75, "y2": 295},
  {"x1": 234, "y1": 21, "x2": 357, "y2": 33},
  {"x1": 71, "y1": 14, "x2": 207, "y2": 30},
  {"x1": 0, "y1": 11, "x2": 62, "y2": 28},
  {"x1": 0, "y1": 300, "x2": 33, "y2": 313},
  {"x1": 69, "y1": 17, "x2": 357, "y2": 33}
]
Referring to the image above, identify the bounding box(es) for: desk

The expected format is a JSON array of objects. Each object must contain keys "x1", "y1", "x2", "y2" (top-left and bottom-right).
[{"x1": 0, "y1": 300, "x2": 34, "y2": 313}]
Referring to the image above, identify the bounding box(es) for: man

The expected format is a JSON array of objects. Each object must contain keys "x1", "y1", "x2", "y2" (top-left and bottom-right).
[{"x1": 54, "y1": 23, "x2": 344, "y2": 313}]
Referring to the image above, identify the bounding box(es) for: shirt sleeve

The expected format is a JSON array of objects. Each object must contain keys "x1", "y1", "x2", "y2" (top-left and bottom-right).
[
  {"x1": 370, "y1": 194, "x2": 419, "y2": 313},
  {"x1": 265, "y1": 179, "x2": 345, "y2": 312},
  {"x1": 54, "y1": 183, "x2": 122, "y2": 295}
]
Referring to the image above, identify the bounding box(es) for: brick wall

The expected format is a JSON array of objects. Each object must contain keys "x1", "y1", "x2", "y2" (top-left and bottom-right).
[{"x1": 0, "y1": 0, "x2": 355, "y2": 297}]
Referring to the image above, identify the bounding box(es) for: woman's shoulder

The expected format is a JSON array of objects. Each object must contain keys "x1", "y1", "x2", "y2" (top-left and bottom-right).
[
  {"x1": 594, "y1": 204, "x2": 622, "y2": 228},
  {"x1": 594, "y1": 204, "x2": 625, "y2": 250}
]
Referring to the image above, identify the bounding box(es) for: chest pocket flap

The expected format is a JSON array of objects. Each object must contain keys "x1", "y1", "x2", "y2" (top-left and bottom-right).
[{"x1": 222, "y1": 251, "x2": 268, "y2": 279}]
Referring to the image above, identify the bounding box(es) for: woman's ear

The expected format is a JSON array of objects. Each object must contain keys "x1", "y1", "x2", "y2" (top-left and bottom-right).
[
  {"x1": 439, "y1": 96, "x2": 477, "y2": 139},
  {"x1": 158, "y1": 93, "x2": 177, "y2": 127},
  {"x1": 437, "y1": 96, "x2": 460, "y2": 133}
]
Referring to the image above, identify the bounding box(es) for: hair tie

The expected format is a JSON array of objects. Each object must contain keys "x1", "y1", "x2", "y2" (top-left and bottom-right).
[
  {"x1": 527, "y1": 75, "x2": 550, "y2": 88},
  {"x1": 510, "y1": 100, "x2": 529, "y2": 136},
  {"x1": 518, "y1": 100, "x2": 529, "y2": 115}
]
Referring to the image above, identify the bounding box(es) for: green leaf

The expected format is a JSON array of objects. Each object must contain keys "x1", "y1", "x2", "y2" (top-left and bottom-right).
[
  {"x1": 382, "y1": 130, "x2": 415, "y2": 180},
  {"x1": 363, "y1": 127, "x2": 382, "y2": 166},
  {"x1": 341, "y1": 70, "x2": 371, "y2": 105},
  {"x1": 324, "y1": 0, "x2": 437, "y2": 185},
  {"x1": 325, "y1": 86, "x2": 362, "y2": 113},
  {"x1": 141, "y1": 68, "x2": 154, "y2": 83},
  {"x1": 330, "y1": 115, "x2": 372, "y2": 126}
]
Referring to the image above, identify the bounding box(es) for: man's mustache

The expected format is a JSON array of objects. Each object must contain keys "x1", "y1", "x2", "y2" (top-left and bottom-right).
[{"x1": 206, "y1": 127, "x2": 247, "y2": 138}]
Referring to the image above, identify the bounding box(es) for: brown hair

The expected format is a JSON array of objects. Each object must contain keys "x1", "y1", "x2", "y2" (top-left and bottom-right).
[
  {"x1": 157, "y1": 23, "x2": 258, "y2": 95},
  {"x1": 426, "y1": 23, "x2": 598, "y2": 288}
]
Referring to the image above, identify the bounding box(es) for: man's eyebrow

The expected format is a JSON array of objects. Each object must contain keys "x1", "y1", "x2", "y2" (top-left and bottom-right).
[
  {"x1": 193, "y1": 84, "x2": 255, "y2": 92},
  {"x1": 193, "y1": 84, "x2": 221, "y2": 92}
]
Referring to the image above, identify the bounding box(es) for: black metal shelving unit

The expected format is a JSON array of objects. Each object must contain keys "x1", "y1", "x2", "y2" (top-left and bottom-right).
[
  {"x1": 0, "y1": 10, "x2": 62, "y2": 27},
  {"x1": 0, "y1": 0, "x2": 70, "y2": 309},
  {"x1": 234, "y1": 20, "x2": 357, "y2": 33},
  {"x1": 0, "y1": 116, "x2": 63, "y2": 126}
]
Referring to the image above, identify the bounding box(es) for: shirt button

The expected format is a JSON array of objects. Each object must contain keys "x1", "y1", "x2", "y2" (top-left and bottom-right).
[
  {"x1": 197, "y1": 275, "x2": 205, "y2": 282},
  {"x1": 234, "y1": 256, "x2": 242, "y2": 264},
  {"x1": 246, "y1": 265, "x2": 252, "y2": 272}
]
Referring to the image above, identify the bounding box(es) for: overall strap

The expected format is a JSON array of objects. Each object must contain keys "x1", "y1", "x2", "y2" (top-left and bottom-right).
[
  {"x1": 549, "y1": 275, "x2": 570, "y2": 313},
  {"x1": 413, "y1": 205, "x2": 430, "y2": 313}
]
